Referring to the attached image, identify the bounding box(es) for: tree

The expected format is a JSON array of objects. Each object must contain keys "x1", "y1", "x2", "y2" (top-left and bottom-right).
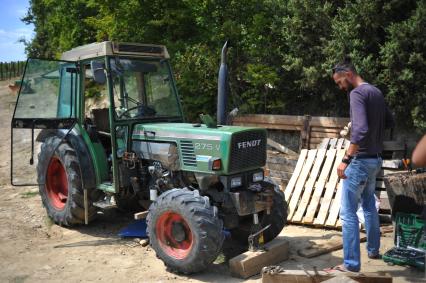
[{"x1": 21, "y1": 0, "x2": 426, "y2": 132}]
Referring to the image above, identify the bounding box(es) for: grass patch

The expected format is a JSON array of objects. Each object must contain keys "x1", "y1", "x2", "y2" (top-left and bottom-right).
[
  {"x1": 44, "y1": 215, "x2": 54, "y2": 229},
  {"x1": 20, "y1": 191, "x2": 39, "y2": 198}
]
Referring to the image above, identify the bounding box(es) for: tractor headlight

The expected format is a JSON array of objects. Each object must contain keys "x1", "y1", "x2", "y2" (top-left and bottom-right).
[
  {"x1": 252, "y1": 171, "x2": 264, "y2": 182},
  {"x1": 230, "y1": 177, "x2": 242, "y2": 188}
]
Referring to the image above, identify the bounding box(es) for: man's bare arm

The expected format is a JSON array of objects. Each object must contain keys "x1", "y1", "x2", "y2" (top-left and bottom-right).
[{"x1": 412, "y1": 135, "x2": 426, "y2": 167}]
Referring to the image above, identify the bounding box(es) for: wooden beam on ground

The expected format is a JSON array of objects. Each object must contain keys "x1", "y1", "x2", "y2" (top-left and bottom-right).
[
  {"x1": 261, "y1": 268, "x2": 392, "y2": 283},
  {"x1": 267, "y1": 138, "x2": 298, "y2": 156},
  {"x1": 229, "y1": 236, "x2": 289, "y2": 279},
  {"x1": 298, "y1": 234, "x2": 367, "y2": 258}
]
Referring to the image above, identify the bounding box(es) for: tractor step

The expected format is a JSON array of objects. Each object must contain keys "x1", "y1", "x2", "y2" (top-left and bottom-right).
[
  {"x1": 97, "y1": 182, "x2": 115, "y2": 193},
  {"x1": 93, "y1": 195, "x2": 117, "y2": 209}
]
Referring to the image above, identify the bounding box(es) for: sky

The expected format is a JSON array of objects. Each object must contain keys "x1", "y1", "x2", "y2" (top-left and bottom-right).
[{"x1": 0, "y1": 0, "x2": 34, "y2": 62}]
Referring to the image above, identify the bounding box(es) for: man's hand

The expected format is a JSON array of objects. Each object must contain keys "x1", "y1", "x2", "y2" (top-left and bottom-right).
[{"x1": 337, "y1": 162, "x2": 348, "y2": 179}]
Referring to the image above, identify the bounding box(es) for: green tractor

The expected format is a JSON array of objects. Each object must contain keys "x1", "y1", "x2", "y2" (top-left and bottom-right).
[{"x1": 11, "y1": 41, "x2": 287, "y2": 273}]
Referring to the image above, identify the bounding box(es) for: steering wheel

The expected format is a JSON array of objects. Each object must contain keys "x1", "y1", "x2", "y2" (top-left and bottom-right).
[{"x1": 118, "y1": 105, "x2": 157, "y2": 119}]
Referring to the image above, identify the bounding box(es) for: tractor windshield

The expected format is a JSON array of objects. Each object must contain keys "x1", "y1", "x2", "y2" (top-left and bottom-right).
[{"x1": 109, "y1": 58, "x2": 182, "y2": 120}]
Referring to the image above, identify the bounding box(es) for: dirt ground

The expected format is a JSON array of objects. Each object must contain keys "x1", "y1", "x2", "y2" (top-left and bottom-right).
[{"x1": 0, "y1": 79, "x2": 424, "y2": 283}]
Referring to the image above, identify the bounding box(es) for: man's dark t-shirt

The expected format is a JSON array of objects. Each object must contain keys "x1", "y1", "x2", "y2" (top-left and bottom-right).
[{"x1": 349, "y1": 83, "x2": 394, "y2": 155}]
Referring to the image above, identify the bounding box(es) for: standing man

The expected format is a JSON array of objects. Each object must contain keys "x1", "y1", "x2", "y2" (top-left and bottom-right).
[{"x1": 329, "y1": 58, "x2": 394, "y2": 272}]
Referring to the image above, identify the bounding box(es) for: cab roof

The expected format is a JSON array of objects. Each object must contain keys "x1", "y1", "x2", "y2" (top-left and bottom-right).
[{"x1": 60, "y1": 41, "x2": 170, "y2": 61}]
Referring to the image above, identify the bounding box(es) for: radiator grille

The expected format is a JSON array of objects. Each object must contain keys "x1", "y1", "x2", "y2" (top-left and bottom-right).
[
  {"x1": 180, "y1": 140, "x2": 197, "y2": 167},
  {"x1": 229, "y1": 130, "x2": 266, "y2": 172}
]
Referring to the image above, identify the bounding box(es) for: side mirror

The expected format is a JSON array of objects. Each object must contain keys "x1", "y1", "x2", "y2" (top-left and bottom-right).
[{"x1": 90, "y1": 61, "x2": 106, "y2": 84}]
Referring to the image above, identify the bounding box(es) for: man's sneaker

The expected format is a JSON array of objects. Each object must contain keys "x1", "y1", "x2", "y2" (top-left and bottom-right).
[{"x1": 368, "y1": 253, "x2": 381, "y2": 259}]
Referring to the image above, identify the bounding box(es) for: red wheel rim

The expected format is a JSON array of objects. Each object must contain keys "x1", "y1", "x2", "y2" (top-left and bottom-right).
[
  {"x1": 45, "y1": 156, "x2": 68, "y2": 210},
  {"x1": 156, "y1": 211, "x2": 193, "y2": 259}
]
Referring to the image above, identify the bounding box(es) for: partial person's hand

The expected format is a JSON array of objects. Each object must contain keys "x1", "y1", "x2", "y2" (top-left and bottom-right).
[{"x1": 337, "y1": 162, "x2": 348, "y2": 179}]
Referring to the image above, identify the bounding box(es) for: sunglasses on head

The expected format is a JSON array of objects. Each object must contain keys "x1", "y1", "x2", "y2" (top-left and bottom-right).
[{"x1": 332, "y1": 66, "x2": 349, "y2": 74}]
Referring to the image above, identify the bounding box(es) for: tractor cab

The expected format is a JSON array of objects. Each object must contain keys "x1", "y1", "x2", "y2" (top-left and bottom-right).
[{"x1": 12, "y1": 42, "x2": 183, "y2": 191}]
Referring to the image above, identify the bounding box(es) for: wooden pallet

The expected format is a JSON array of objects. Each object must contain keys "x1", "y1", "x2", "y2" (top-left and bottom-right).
[
  {"x1": 284, "y1": 138, "x2": 349, "y2": 228},
  {"x1": 284, "y1": 137, "x2": 395, "y2": 228}
]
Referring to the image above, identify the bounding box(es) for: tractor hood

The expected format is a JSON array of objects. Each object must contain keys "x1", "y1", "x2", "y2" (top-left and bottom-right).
[{"x1": 132, "y1": 123, "x2": 267, "y2": 174}]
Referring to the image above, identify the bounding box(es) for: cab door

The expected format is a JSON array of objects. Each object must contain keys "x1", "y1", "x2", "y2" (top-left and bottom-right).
[{"x1": 11, "y1": 58, "x2": 79, "y2": 185}]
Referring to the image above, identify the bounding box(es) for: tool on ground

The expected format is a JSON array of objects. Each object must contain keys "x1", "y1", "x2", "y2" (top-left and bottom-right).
[{"x1": 248, "y1": 224, "x2": 271, "y2": 251}]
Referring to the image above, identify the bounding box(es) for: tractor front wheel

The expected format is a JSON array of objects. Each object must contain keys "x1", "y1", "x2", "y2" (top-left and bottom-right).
[{"x1": 147, "y1": 189, "x2": 224, "y2": 274}]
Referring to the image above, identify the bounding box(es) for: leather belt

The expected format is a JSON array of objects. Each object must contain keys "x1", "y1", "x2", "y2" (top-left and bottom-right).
[{"x1": 355, "y1": 153, "x2": 382, "y2": 159}]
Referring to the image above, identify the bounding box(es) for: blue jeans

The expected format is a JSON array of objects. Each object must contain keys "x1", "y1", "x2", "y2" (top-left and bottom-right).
[{"x1": 340, "y1": 157, "x2": 382, "y2": 272}]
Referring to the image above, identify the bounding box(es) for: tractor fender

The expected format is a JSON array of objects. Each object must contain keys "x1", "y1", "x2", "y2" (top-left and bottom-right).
[{"x1": 36, "y1": 129, "x2": 96, "y2": 189}]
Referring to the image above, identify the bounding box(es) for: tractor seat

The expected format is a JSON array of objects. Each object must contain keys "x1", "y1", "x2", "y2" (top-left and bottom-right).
[{"x1": 91, "y1": 108, "x2": 110, "y2": 136}]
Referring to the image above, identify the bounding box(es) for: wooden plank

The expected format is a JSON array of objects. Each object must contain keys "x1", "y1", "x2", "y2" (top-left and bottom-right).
[
  {"x1": 328, "y1": 138, "x2": 338, "y2": 149},
  {"x1": 233, "y1": 114, "x2": 306, "y2": 126},
  {"x1": 310, "y1": 132, "x2": 340, "y2": 138},
  {"x1": 325, "y1": 182, "x2": 343, "y2": 227},
  {"x1": 284, "y1": 149, "x2": 308, "y2": 202},
  {"x1": 378, "y1": 190, "x2": 391, "y2": 212},
  {"x1": 229, "y1": 237, "x2": 289, "y2": 279},
  {"x1": 267, "y1": 138, "x2": 298, "y2": 156},
  {"x1": 311, "y1": 127, "x2": 341, "y2": 133},
  {"x1": 292, "y1": 149, "x2": 327, "y2": 222},
  {"x1": 234, "y1": 114, "x2": 350, "y2": 129},
  {"x1": 262, "y1": 269, "x2": 392, "y2": 283},
  {"x1": 303, "y1": 149, "x2": 337, "y2": 224},
  {"x1": 335, "y1": 138, "x2": 345, "y2": 149},
  {"x1": 234, "y1": 114, "x2": 349, "y2": 128},
  {"x1": 324, "y1": 141, "x2": 349, "y2": 226},
  {"x1": 298, "y1": 234, "x2": 367, "y2": 258},
  {"x1": 318, "y1": 138, "x2": 330, "y2": 149},
  {"x1": 314, "y1": 149, "x2": 346, "y2": 226},
  {"x1": 134, "y1": 211, "x2": 148, "y2": 220},
  {"x1": 309, "y1": 137, "x2": 330, "y2": 143},
  {"x1": 376, "y1": 180, "x2": 386, "y2": 189},
  {"x1": 381, "y1": 160, "x2": 402, "y2": 169},
  {"x1": 343, "y1": 139, "x2": 351, "y2": 148},
  {"x1": 287, "y1": 150, "x2": 317, "y2": 219},
  {"x1": 233, "y1": 122, "x2": 302, "y2": 131},
  {"x1": 322, "y1": 275, "x2": 359, "y2": 283},
  {"x1": 310, "y1": 116, "x2": 350, "y2": 128}
]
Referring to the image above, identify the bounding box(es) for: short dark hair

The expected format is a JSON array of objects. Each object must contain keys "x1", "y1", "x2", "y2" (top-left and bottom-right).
[{"x1": 332, "y1": 56, "x2": 357, "y2": 74}]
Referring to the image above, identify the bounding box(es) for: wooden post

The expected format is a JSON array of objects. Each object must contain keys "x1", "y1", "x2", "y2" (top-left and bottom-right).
[{"x1": 299, "y1": 115, "x2": 311, "y2": 150}]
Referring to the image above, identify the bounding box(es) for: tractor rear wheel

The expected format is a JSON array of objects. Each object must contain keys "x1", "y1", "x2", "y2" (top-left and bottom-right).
[
  {"x1": 37, "y1": 136, "x2": 100, "y2": 226},
  {"x1": 231, "y1": 179, "x2": 288, "y2": 244},
  {"x1": 147, "y1": 189, "x2": 224, "y2": 274}
]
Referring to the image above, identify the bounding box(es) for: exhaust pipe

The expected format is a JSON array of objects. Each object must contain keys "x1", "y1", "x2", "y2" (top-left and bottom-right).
[{"x1": 217, "y1": 41, "x2": 229, "y2": 125}]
